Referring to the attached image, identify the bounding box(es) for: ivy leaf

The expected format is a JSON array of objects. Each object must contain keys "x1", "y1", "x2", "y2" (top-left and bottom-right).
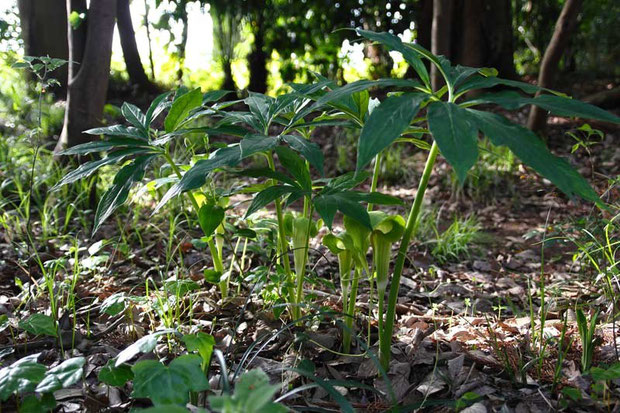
[
  {"x1": 98, "y1": 359, "x2": 134, "y2": 387},
  {"x1": 356, "y1": 93, "x2": 425, "y2": 171},
  {"x1": 0, "y1": 354, "x2": 46, "y2": 401},
  {"x1": 35, "y1": 357, "x2": 85, "y2": 393},
  {"x1": 19, "y1": 314, "x2": 57, "y2": 337},
  {"x1": 466, "y1": 109, "x2": 601, "y2": 205},
  {"x1": 428, "y1": 101, "x2": 479, "y2": 183},
  {"x1": 164, "y1": 88, "x2": 203, "y2": 132},
  {"x1": 198, "y1": 203, "x2": 225, "y2": 237}
]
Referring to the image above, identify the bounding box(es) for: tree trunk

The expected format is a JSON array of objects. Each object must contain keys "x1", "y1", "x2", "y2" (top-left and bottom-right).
[
  {"x1": 17, "y1": 0, "x2": 69, "y2": 92},
  {"x1": 56, "y1": 0, "x2": 117, "y2": 151},
  {"x1": 116, "y1": 0, "x2": 155, "y2": 91},
  {"x1": 176, "y1": 6, "x2": 189, "y2": 83},
  {"x1": 527, "y1": 0, "x2": 583, "y2": 132},
  {"x1": 431, "y1": 0, "x2": 452, "y2": 90},
  {"x1": 248, "y1": 13, "x2": 268, "y2": 94}
]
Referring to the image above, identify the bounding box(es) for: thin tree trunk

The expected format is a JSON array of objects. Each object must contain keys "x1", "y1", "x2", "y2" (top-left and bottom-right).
[
  {"x1": 17, "y1": 0, "x2": 69, "y2": 92},
  {"x1": 527, "y1": 0, "x2": 583, "y2": 132},
  {"x1": 431, "y1": 0, "x2": 452, "y2": 91},
  {"x1": 143, "y1": 0, "x2": 156, "y2": 80},
  {"x1": 56, "y1": 0, "x2": 117, "y2": 151},
  {"x1": 116, "y1": 0, "x2": 154, "y2": 91},
  {"x1": 176, "y1": 6, "x2": 189, "y2": 83},
  {"x1": 248, "y1": 12, "x2": 267, "y2": 93}
]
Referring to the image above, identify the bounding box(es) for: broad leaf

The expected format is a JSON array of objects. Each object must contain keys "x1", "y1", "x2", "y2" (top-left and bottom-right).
[
  {"x1": 132, "y1": 355, "x2": 208, "y2": 406},
  {"x1": 164, "y1": 88, "x2": 203, "y2": 132},
  {"x1": 85, "y1": 124, "x2": 149, "y2": 140},
  {"x1": 93, "y1": 155, "x2": 155, "y2": 233},
  {"x1": 274, "y1": 146, "x2": 312, "y2": 191},
  {"x1": 19, "y1": 314, "x2": 57, "y2": 337},
  {"x1": 122, "y1": 102, "x2": 147, "y2": 131},
  {"x1": 356, "y1": 29, "x2": 430, "y2": 87},
  {"x1": 0, "y1": 354, "x2": 46, "y2": 401},
  {"x1": 145, "y1": 92, "x2": 172, "y2": 127},
  {"x1": 245, "y1": 93, "x2": 272, "y2": 132},
  {"x1": 314, "y1": 192, "x2": 371, "y2": 230},
  {"x1": 59, "y1": 137, "x2": 153, "y2": 155},
  {"x1": 182, "y1": 332, "x2": 215, "y2": 369},
  {"x1": 198, "y1": 203, "x2": 225, "y2": 237},
  {"x1": 245, "y1": 185, "x2": 304, "y2": 217},
  {"x1": 356, "y1": 93, "x2": 425, "y2": 171},
  {"x1": 428, "y1": 101, "x2": 479, "y2": 183},
  {"x1": 35, "y1": 357, "x2": 85, "y2": 393},
  {"x1": 100, "y1": 293, "x2": 127, "y2": 316},
  {"x1": 115, "y1": 332, "x2": 164, "y2": 367},
  {"x1": 155, "y1": 145, "x2": 242, "y2": 211},
  {"x1": 466, "y1": 109, "x2": 600, "y2": 205},
  {"x1": 239, "y1": 134, "x2": 279, "y2": 159},
  {"x1": 282, "y1": 134, "x2": 325, "y2": 176},
  {"x1": 98, "y1": 359, "x2": 133, "y2": 386}
]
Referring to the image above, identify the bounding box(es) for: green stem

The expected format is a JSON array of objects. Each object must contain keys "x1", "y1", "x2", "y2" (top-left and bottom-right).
[
  {"x1": 344, "y1": 267, "x2": 360, "y2": 353},
  {"x1": 380, "y1": 141, "x2": 439, "y2": 370},
  {"x1": 294, "y1": 202, "x2": 314, "y2": 321},
  {"x1": 368, "y1": 153, "x2": 381, "y2": 211},
  {"x1": 266, "y1": 153, "x2": 294, "y2": 309},
  {"x1": 163, "y1": 150, "x2": 226, "y2": 296}
]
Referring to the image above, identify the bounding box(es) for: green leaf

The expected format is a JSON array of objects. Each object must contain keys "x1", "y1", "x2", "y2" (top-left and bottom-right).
[
  {"x1": 155, "y1": 145, "x2": 242, "y2": 211},
  {"x1": 137, "y1": 406, "x2": 190, "y2": 413},
  {"x1": 234, "y1": 168, "x2": 299, "y2": 187},
  {"x1": 282, "y1": 134, "x2": 324, "y2": 176},
  {"x1": 274, "y1": 146, "x2": 312, "y2": 191},
  {"x1": 54, "y1": 148, "x2": 148, "y2": 189},
  {"x1": 151, "y1": 124, "x2": 248, "y2": 146},
  {"x1": 100, "y1": 293, "x2": 127, "y2": 316},
  {"x1": 20, "y1": 393, "x2": 56, "y2": 413},
  {"x1": 314, "y1": 192, "x2": 372, "y2": 230},
  {"x1": 356, "y1": 29, "x2": 430, "y2": 87},
  {"x1": 115, "y1": 332, "x2": 161, "y2": 367},
  {"x1": 122, "y1": 102, "x2": 147, "y2": 131},
  {"x1": 35, "y1": 357, "x2": 85, "y2": 393},
  {"x1": 466, "y1": 91, "x2": 620, "y2": 123},
  {"x1": 245, "y1": 93, "x2": 273, "y2": 132},
  {"x1": 356, "y1": 93, "x2": 425, "y2": 171},
  {"x1": 0, "y1": 354, "x2": 46, "y2": 401},
  {"x1": 93, "y1": 155, "x2": 154, "y2": 233},
  {"x1": 466, "y1": 109, "x2": 600, "y2": 205},
  {"x1": 19, "y1": 314, "x2": 57, "y2": 337},
  {"x1": 245, "y1": 185, "x2": 303, "y2": 217},
  {"x1": 203, "y1": 90, "x2": 233, "y2": 103},
  {"x1": 85, "y1": 124, "x2": 149, "y2": 140},
  {"x1": 132, "y1": 355, "x2": 208, "y2": 406},
  {"x1": 198, "y1": 203, "x2": 225, "y2": 237},
  {"x1": 58, "y1": 137, "x2": 153, "y2": 155},
  {"x1": 164, "y1": 88, "x2": 203, "y2": 132},
  {"x1": 145, "y1": 92, "x2": 172, "y2": 128},
  {"x1": 428, "y1": 101, "x2": 479, "y2": 183},
  {"x1": 182, "y1": 332, "x2": 215, "y2": 369},
  {"x1": 203, "y1": 269, "x2": 222, "y2": 284},
  {"x1": 590, "y1": 363, "x2": 620, "y2": 381},
  {"x1": 98, "y1": 359, "x2": 133, "y2": 386},
  {"x1": 456, "y1": 75, "x2": 556, "y2": 96},
  {"x1": 239, "y1": 134, "x2": 279, "y2": 159}
]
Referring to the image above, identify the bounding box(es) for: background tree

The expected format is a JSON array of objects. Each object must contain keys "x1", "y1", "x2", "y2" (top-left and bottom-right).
[
  {"x1": 56, "y1": 0, "x2": 117, "y2": 151},
  {"x1": 17, "y1": 0, "x2": 69, "y2": 91}
]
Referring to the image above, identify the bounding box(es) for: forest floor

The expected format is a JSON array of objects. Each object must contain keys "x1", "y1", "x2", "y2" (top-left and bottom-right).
[{"x1": 0, "y1": 97, "x2": 619, "y2": 412}]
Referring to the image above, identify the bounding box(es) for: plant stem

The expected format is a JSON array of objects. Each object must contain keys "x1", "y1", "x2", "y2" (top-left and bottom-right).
[
  {"x1": 266, "y1": 152, "x2": 295, "y2": 310},
  {"x1": 368, "y1": 153, "x2": 381, "y2": 211},
  {"x1": 380, "y1": 141, "x2": 439, "y2": 370},
  {"x1": 294, "y1": 202, "x2": 314, "y2": 321},
  {"x1": 163, "y1": 151, "x2": 226, "y2": 296}
]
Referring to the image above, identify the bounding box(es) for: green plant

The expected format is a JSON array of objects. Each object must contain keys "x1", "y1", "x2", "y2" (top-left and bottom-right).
[
  {"x1": 208, "y1": 369, "x2": 287, "y2": 413},
  {"x1": 576, "y1": 307, "x2": 600, "y2": 372}
]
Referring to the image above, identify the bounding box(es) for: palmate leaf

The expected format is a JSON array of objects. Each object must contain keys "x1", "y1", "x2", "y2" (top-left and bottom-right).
[
  {"x1": 466, "y1": 91, "x2": 620, "y2": 124},
  {"x1": 93, "y1": 155, "x2": 155, "y2": 233},
  {"x1": 164, "y1": 87, "x2": 203, "y2": 132},
  {"x1": 356, "y1": 29, "x2": 430, "y2": 88},
  {"x1": 85, "y1": 124, "x2": 149, "y2": 140},
  {"x1": 427, "y1": 101, "x2": 479, "y2": 183},
  {"x1": 356, "y1": 93, "x2": 426, "y2": 171},
  {"x1": 466, "y1": 109, "x2": 601, "y2": 205}
]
